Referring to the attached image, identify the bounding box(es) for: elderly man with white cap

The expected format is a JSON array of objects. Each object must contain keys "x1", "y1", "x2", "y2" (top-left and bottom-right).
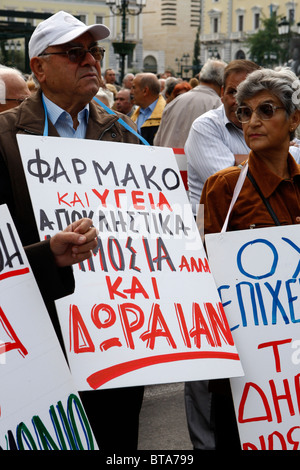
[{"x1": 0, "y1": 11, "x2": 143, "y2": 451}]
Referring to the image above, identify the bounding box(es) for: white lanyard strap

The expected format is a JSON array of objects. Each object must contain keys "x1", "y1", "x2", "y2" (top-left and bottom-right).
[{"x1": 221, "y1": 162, "x2": 248, "y2": 233}]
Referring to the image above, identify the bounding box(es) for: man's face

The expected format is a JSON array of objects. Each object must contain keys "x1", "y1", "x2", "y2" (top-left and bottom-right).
[
  {"x1": 131, "y1": 76, "x2": 145, "y2": 107},
  {"x1": 33, "y1": 32, "x2": 102, "y2": 110},
  {"x1": 222, "y1": 71, "x2": 248, "y2": 128},
  {"x1": 123, "y1": 74, "x2": 134, "y2": 89},
  {"x1": 0, "y1": 75, "x2": 31, "y2": 111},
  {"x1": 105, "y1": 70, "x2": 116, "y2": 84},
  {"x1": 115, "y1": 90, "x2": 132, "y2": 114}
]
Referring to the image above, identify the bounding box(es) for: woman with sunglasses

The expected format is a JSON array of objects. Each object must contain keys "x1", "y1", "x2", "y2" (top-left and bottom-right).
[
  {"x1": 201, "y1": 67, "x2": 300, "y2": 235},
  {"x1": 199, "y1": 67, "x2": 300, "y2": 450}
]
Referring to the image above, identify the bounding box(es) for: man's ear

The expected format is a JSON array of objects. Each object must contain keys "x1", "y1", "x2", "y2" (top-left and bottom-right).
[{"x1": 30, "y1": 57, "x2": 46, "y2": 84}]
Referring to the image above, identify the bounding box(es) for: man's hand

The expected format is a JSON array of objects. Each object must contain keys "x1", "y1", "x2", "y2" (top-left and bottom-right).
[{"x1": 50, "y1": 218, "x2": 98, "y2": 267}]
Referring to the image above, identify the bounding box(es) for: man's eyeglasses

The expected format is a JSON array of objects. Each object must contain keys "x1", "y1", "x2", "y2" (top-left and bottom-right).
[
  {"x1": 38, "y1": 46, "x2": 105, "y2": 64},
  {"x1": 236, "y1": 103, "x2": 285, "y2": 123}
]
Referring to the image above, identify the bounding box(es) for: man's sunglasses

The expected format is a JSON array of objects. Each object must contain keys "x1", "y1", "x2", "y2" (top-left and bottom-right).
[
  {"x1": 38, "y1": 45, "x2": 105, "y2": 63},
  {"x1": 236, "y1": 103, "x2": 285, "y2": 123}
]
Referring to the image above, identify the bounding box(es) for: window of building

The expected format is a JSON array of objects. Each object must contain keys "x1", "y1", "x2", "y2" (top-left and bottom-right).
[
  {"x1": 289, "y1": 8, "x2": 295, "y2": 23},
  {"x1": 77, "y1": 15, "x2": 86, "y2": 24},
  {"x1": 238, "y1": 15, "x2": 244, "y2": 32},
  {"x1": 213, "y1": 17, "x2": 218, "y2": 33}
]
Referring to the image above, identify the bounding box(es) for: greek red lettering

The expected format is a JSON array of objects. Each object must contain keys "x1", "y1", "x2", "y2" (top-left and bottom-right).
[
  {"x1": 258, "y1": 338, "x2": 292, "y2": 373},
  {"x1": 118, "y1": 303, "x2": 145, "y2": 349},
  {"x1": 269, "y1": 378, "x2": 295, "y2": 423},
  {"x1": 91, "y1": 303, "x2": 116, "y2": 329},
  {"x1": 105, "y1": 275, "x2": 127, "y2": 299},
  {"x1": 178, "y1": 256, "x2": 211, "y2": 273},
  {"x1": 114, "y1": 189, "x2": 126, "y2": 207},
  {"x1": 268, "y1": 431, "x2": 287, "y2": 450},
  {"x1": 91, "y1": 188, "x2": 109, "y2": 206},
  {"x1": 157, "y1": 191, "x2": 172, "y2": 211},
  {"x1": 238, "y1": 382, "x2": 272, "y2": 424},
  {"x1": 287, "y1": 426, "x2": 300, "y2": 450},
  {"x1": 0, "y1": 306, "x2": 28, "y2": 358},
  {"x1": 132, "y1": 190, "x2": 145, "y2": 210},
  {"x1": 175, "y1": 303, "x2": 192, "y2": 348},
  {"x1": 123, "y1": 276, "x2": 149, "y2": 299},
  {"x1": 105, "y1": 275, "x2": 155, "y2": 299},
  {"x1": 57, "y1": 192, "x2": 71, "y2": 207},
  {"x1": 69, "y1": 301, "x2": 235, "y2": 355},
  {"x1": 243, "y1": 427, "x2": 300, "y2": 450},
  {"x1": 140, "y1": 303, "x2": 176, "y2": 349},
  {"x1": 69, "y1": 305, "x2": 95, "y2": 353},
  {"x1": 295, "y1": 373, "x2": 300, "y2": 414},
  {"x1": 151, "y1": 277, "x2": 160, "y2": 299},
  {"x1": 190, "y1": 303, "x2": 215, "y2": 348},
  {"x1": 91, "y1": 303, "x2": 122, "y2": 351},
  {"x1": 205, "y1": 302, "x2": 234, "y2": 347},
  {"x1": 70, "y1": 192, "x2": 85, "y2": 208},
  {"x1": 148, "y1": 193, "x2": 155, "y2": 209}
]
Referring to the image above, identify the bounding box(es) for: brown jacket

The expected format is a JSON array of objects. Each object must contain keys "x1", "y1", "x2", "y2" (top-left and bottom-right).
[{"x1": 200, "y1": 150, "x2": 300, "y2": 235}]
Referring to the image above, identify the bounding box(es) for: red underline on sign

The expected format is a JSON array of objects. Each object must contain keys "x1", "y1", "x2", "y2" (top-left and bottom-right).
[
  {"x1": 86, "y1": 351, "x2": 240, "y2": 389},
  {"x1": 0, "y1": 268, "x2": 30, "y2": 282}
]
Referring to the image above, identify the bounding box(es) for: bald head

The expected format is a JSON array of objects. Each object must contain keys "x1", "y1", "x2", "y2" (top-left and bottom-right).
[
  {"x1": 0, "y1": 67, "x2": 31, "y2": 111},
  {"x1": 131, "y1": 73, "x2": 161, "y2": 108}
]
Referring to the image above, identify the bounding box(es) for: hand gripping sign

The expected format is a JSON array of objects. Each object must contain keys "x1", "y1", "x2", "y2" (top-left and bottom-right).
[{"x1": 18, "y1": 135, "x2": 243, "y2": 391}]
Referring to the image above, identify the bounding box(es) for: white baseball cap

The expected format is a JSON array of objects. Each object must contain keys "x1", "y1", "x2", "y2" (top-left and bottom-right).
[{"x1": 29, "y1": 11, "x2": 110, "y2": 59}]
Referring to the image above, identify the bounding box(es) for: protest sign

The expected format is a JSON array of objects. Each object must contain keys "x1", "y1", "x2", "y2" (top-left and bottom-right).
[
  {"x1": 206, "y1": 225, "x2": 300, "y2": 450},
  {"x1": 0, "y1": 204, "x2": 96, "y2": 450},
  {"x1": 18, "y1": 135, "x2": 243, "y2": 391}
]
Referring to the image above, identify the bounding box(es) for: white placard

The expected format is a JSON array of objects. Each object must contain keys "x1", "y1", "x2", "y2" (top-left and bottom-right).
[
  {"x1": 18, "y1": 135, "x2": 243, "y2": 391},
  {"x1": 206, "y1": 225, "x2": 300, "y2": 450},
  {"x1": 0, "y1": 204, "x2": 96, "y2": 450}
]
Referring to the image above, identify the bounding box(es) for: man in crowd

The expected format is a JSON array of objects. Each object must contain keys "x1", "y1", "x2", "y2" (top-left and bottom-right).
[
  {"x1": 185, "y1": 59, "x2": 300, "y2": 219},
  {"x1": 0, "y1": 10, "x2": 143, "y2": 451},
  {"x1": 0, "y1": 65, "x2": 31, "y2": 111},
  {"x1": 114, "y1": 87, "x2": 136, "y2": 117},
  {"x1": 104, "y1": 67, "x2": 121, "y2": 91},
  {"x1": 185, "y1": 59, "x2": 261, "y2": 217},
  {"x1": 183, "y1": 59, "x2": 260, "y2": 451},
  {"x1": 122, "y1": 72, "x2": 135, "y2": 90},
  {"x1": 153, "y1": 59, "x2": 226, "y2": 148},
  {"x1": 131, "y1": 72, "x2": 166, "y2": 145}
]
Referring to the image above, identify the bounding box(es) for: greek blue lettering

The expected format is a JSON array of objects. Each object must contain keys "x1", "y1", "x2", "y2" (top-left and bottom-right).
[{"x1": 237, "y1": 239, "x2": 278, "y2": 280}]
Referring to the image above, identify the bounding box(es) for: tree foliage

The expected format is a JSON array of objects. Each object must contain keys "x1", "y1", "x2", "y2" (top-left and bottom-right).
[
  {"x1": 246, "y1": 13, "x2": 286, "y2": 66},
  {"x1": 193, "y1": 26, "x2": 201, "y2": 74}
]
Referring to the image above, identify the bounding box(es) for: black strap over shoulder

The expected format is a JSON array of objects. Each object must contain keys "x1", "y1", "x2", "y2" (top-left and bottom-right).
[{"x1": 247, "y1": 169, "x2": 281, "y2": 226}]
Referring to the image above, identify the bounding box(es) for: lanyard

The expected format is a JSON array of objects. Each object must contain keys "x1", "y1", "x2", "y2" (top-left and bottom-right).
[
  {"x1": 93, "y1": 96, "x2": 150, "y2": 146},
  {"x1": 42, "y1": 94, "x2": 150, "y2": 146},
  {"x1": 221, "y1": 162, "x2": 248, "y2": 233},
  {"x1": 42, "y1": 94, "x2": 49, "y2": 136}
]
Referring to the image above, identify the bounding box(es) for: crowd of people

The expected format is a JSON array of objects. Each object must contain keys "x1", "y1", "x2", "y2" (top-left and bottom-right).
[{"x1": 1, "y1": 10, "x2": 300, "y2": 452}]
